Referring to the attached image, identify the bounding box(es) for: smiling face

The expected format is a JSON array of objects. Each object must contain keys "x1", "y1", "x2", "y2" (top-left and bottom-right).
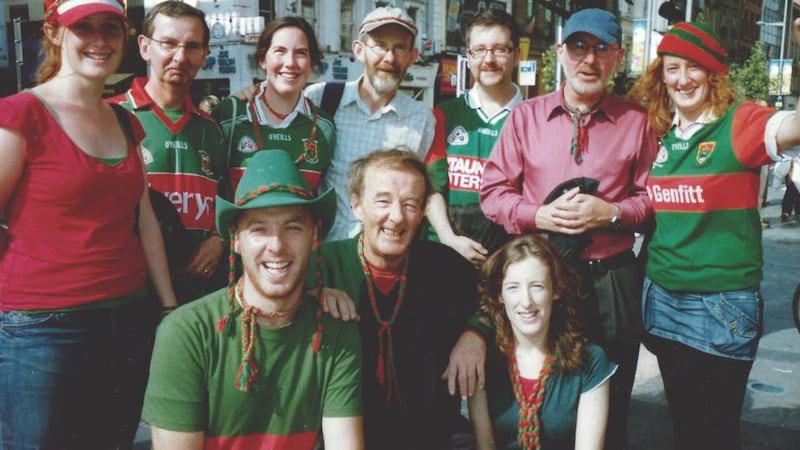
[
  {"x1": 661, "y1": 54, "x2": 711, "y2": 125},
  {"x1": 55, "y1": 13, "x2": 126, "y2": 80},
  {"x1": 139, "y1": 13, "x2": 208, "y2": 89},
  {"x1": 557, "y1": 32, "x2": 623, "y2": 108},
  {"x1": 466, "y1": 24, "x2": 519, "y2": 90},
  {"x1": 501, "y1": 256, "x2": 554, "y2": 346},
  {"x1": 259, "y1": 25, "x2": 313, "y2": 99},
  {"x1": 233, "y1": 205, "x2": 317, "y2": 307},
  {"x1": 351, "y1": 165, "x2": 426, "y2": 270}
]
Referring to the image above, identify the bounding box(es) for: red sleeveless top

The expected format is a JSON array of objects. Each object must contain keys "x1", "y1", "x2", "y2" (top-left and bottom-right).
[{"x1": 0, "y1": 92, "x2": 148, "y2": 311}]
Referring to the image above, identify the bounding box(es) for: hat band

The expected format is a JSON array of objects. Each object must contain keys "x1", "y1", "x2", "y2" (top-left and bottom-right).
[{"x1": 235, "y1": 183, "x2": 315, "y2": 206}]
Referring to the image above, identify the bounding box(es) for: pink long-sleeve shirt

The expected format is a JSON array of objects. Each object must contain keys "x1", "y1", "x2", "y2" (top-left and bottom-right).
[{"x1": 480, "y1": 89, "x2": 658, "y2": 260}]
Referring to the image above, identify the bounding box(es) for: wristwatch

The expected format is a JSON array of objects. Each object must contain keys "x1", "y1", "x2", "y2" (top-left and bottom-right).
[{"x1": 609, "y1": 206, "x2": 622, "y2": 230}]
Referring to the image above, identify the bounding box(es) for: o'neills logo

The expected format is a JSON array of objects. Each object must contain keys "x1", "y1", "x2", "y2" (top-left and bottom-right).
[
  {"x1": 447, "y1": 155, "x2": 485, "y2": 191},
  {"x1": 696, "y1": 141, "x2": 716, "y2": 165},
  {"x1": 647, "y1": 184, "x2": 705, "y2": 204}
]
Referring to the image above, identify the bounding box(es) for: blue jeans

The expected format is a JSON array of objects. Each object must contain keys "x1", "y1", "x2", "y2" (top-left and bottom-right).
[
  {"x1": 0, "y1": 296, "x2": 158, "y2": 450},
  {"x1": 642, "y1": 277, "x2": 762, "y2": 360}
]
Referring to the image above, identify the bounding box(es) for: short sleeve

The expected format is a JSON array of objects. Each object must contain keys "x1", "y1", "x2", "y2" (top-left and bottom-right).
[
  {"x1": 142, "y1": 312, "x2": 210, "y2": 432},
  {"x1": 581, "y1": 343, "x2": 618, "y2": 394},
  {"x1": 731, "y1": 102, "x2": 776, "y2": 168},
  {"x1": 321, "y1": 320, "x2": 363, "y2": 417}
]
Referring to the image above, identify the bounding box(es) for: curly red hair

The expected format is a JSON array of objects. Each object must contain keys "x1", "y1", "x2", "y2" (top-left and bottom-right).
[
  {"x1": 479, "y1": 234, "x2": 588, "y2": 372},
  {"x1": 628, "y1": 55, "x2": 740, "y2": 137}
]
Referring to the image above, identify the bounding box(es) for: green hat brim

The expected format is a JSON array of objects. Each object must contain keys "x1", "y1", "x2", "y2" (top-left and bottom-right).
[{"x1": 216, "y1": 186, "x2": 336, "y2": 242}]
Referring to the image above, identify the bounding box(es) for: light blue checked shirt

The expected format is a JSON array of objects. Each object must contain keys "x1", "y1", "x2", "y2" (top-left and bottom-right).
[{"x1": 306, "y1": 76, "x2": 435, "y2": 241}]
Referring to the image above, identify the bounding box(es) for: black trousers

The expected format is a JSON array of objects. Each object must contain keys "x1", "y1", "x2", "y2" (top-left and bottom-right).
[
  {"x1": 781, "y1": 175, "x2": 800, "y2": 216},
  {"x1": 645, "y1": 334, "x2": 753, "y2": 450}
]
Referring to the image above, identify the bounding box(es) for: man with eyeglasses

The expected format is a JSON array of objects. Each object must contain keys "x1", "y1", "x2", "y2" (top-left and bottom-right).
[
  {"x1": 111, "y1": 1, "x2": 227, "y2": 303},
  {"x1": 480, "y1": 8, "x2": 658, "y2": 449},
  {"x1": 304, "y1": 6, "x2": 435, "y2": 243},
  {"x1": 424, "y1": 8, "x2": 522, "y2": 267}
]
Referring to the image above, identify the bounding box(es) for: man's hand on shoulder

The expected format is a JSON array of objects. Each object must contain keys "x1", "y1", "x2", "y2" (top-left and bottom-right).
[
  {"x1": 321, "y1": 287, "x2": 360, "y2": 321},
  {"x1": 442, "y1": 330, "x2": 487, "y2": 399}
]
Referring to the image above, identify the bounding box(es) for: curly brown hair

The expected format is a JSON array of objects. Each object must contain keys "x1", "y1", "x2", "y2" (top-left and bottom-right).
[
  {"x1": 628, "y1": 55, "x2": 740, "y2": 137},
  {"x1": 479, "y1": 234, "x2": 588, "y2": 373}
]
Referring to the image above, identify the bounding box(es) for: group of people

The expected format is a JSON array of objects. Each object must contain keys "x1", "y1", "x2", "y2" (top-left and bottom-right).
[{"x1": 1, "y1": 1, "x2": 799, "y2": 450}]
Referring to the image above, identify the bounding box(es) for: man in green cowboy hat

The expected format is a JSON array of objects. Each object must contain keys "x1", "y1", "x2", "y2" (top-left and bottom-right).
[{"x1": 142, "y1": 150, "x2": 364, "y2": 449}]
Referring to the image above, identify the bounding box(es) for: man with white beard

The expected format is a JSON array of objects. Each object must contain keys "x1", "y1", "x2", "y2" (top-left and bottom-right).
[{"x1": 305, "y1": 6, "x2": 435, "y2": 242}]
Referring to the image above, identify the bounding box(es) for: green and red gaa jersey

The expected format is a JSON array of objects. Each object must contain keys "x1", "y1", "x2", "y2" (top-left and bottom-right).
[
  {"x1": 646, "y1": 101, "x2": 775, "y2": 292},
  {"x1": 111, "y1": 77, "x2": 226, "y2": 244},
  {"x1": 424, "y1": 89, "x2": 521, "y2": 249},
  {"x1": 143, "y1": 289, "x2": 362, "y2": 449},
  {"x1": 213, "y1": 83, "x2": 335, "y2": 194}
]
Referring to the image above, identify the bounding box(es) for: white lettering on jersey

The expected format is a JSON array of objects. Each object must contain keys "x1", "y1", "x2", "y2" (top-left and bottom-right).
[{"x1": 647, "y1": 184, "x2": 706, "y2": 204}]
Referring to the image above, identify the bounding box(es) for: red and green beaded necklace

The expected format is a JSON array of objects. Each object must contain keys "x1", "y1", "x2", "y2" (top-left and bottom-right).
[
  {"x1": 357, "y1": 234, "x2": 408, "y2": 403},
  {"x1": 215, "y1": 183, "x2": 325, "y2": 393},
  {"x1": 507, "y1": 348, "x2": 555, "y2": 450}
]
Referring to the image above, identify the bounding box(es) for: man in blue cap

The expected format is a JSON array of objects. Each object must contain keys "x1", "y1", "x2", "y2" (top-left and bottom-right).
[
  {"x1": 480, "y1": 8, "x2": 658, "y2": 449},
  {"x1": 142, "y1": 150, "x2": 363, "y2": 449}
]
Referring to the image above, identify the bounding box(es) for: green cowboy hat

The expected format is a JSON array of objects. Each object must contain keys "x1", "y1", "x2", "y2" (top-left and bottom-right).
[{"x1": 215, "y1": 150, "x2": 336, "y2": 240}]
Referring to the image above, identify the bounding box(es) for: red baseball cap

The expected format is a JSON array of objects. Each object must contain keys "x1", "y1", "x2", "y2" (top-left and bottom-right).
[{"x1": 45, "y1": 0, "x2": 130, "y2": 26}]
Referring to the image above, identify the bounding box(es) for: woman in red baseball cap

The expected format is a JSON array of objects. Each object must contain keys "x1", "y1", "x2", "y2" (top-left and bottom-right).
[{"x1": 0, "y1": 1, "x2": 177, "y2": 448}]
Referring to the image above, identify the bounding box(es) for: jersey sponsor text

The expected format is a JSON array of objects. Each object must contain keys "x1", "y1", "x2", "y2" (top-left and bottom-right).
[{"x1": 448, "y1": 155, "x2": 485, "y2": 191}]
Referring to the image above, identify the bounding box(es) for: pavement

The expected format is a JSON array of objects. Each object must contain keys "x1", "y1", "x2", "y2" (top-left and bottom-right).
[{"x1": 134, "y1": 180, "x2": 800, "y2": 450}]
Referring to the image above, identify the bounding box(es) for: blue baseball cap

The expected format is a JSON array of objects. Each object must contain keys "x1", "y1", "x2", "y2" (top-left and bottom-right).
[{"x1": 562, "y1": 8, "x2": 621, "y2": 44}]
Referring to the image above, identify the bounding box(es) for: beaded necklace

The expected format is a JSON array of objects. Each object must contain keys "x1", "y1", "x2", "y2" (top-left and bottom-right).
[
  {"x1": 508, "y1": 348, "x2": 555, "y2": 450},
  {"x1": 250, "y1": 92, "x2": 320, "y2": 165},
  {"x1": 214, "y1": 182, "x2": 325, "y2": 392},
  {"x1": 231, "y1": 277, "x2": 301, "y2": 391},
  {"x1": 357, "y1": 234, "x2": 408, "y2": 403}
]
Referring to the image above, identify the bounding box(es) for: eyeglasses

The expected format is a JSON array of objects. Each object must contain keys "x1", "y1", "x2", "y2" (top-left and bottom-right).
[
  {"x1": 146, "y1": 36, "x2": 207, "y2": 57},
  {"x1": 466, "y1": 46, "x2": 514, "y2": 59},
  {"x1": 564, "y1": 40, "x2": 619, "y2": 58},
  {"x1": 364, "y1": 43, "x2": 411, "y2": 59}
]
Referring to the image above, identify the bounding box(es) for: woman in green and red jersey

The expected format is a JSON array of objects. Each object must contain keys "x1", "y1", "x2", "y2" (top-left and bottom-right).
[
  {"x1": 629, "y1": 20, "x2": 800, "y2": 450},
  {"x1": 214, "y1": 16, "x2": 335, "y2": 195}
]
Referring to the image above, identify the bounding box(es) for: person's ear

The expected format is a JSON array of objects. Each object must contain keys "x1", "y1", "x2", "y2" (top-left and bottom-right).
[{"x1": 43, "y1": 23, "x2": 62, "y2": 46}]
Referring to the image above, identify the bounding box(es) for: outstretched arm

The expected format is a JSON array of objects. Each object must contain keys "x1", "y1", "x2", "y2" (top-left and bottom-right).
[{"x1": 775, "y1": 19, "x2": 800, "y2": 151}]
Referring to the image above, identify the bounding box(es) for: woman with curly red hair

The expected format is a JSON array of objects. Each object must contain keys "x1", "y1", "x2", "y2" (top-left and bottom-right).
[
  {"x1": 468, "y1": 235, "x2": 616, "y2": 449},
  {"x1": 629, "y1": 20, "x2": 800, "y2": 450}
]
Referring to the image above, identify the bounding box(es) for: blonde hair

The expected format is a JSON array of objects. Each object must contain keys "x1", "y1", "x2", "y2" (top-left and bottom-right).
[{"x1": 628, "y1": 55, "x2": 740, "y2": 137}]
